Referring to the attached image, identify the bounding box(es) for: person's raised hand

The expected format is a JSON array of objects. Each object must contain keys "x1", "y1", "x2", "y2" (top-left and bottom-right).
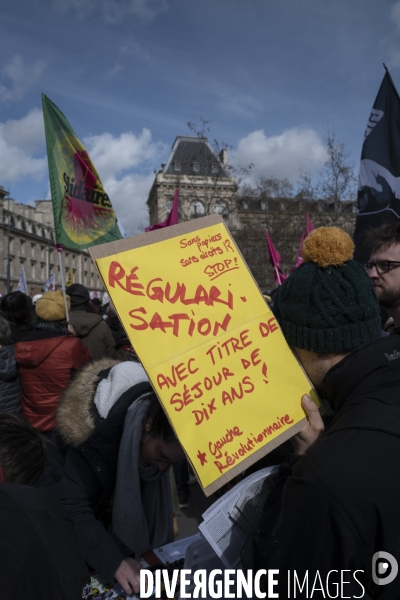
[
  {"x1": 115, "y1": 557, "x2": 143, "y2": 595},
  {"x1": 291, "y1": 394, "x2": 324, "y2": 455}
]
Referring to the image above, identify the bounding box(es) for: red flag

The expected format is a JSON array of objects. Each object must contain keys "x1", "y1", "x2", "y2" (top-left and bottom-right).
[
  {"x1": 265, "y1": 229, "x2": 287, "y2": 286},
  {"x1": 146, "y1": 189, "x2": 179, "y2": 232}
]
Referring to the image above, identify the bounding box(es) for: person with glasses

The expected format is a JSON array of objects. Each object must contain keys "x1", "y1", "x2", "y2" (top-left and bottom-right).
[
  {"x1": 365, "y1": 223, "x2": 400, "y2": 328},
  {"x1": 35, "y1": 358, "x2": 185, "y2": 596}
]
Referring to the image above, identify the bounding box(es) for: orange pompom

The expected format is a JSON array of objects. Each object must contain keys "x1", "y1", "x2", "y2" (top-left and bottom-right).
[{"x1": 302, "y1": 227, "x2": 354, "y2": 268}]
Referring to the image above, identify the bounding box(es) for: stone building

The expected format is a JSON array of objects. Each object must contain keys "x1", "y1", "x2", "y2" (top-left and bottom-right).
[
  {"x1": 147, "y1": 136, "x2": 238, "y2": 228},
  {"x1": 147, "y1": 136, "x2": 358, "y2": 291},
  {"x1": 235, "y1": 196, "x2": 357, "y2": 290},
  {"x1": 0, "y1": 185, "x2": 103, "y2": 295}
]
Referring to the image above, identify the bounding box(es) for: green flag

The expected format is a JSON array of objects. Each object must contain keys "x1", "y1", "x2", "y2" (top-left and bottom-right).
[{"x1": 42, "y1": 94, "x2": 123, "y2": 249}]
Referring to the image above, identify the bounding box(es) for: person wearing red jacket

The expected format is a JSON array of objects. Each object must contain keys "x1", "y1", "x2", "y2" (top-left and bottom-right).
[{"x1": 14, "y1": 290, "x2": 91, "y2": 432}]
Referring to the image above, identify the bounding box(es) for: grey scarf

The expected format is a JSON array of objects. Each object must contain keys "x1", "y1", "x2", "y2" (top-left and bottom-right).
[{"x1": 112, "y1": 397, "x2": 173, "y2": 557}]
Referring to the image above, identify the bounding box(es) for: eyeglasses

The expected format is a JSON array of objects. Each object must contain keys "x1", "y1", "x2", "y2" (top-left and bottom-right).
[{"x1": 364, "y1": 260, "x2": 400, "y2": 275}]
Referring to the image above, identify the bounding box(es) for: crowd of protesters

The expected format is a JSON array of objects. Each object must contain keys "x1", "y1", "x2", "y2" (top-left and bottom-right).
[{"x1": 1, "y1": 224, "x2": 400, "y2": 599}]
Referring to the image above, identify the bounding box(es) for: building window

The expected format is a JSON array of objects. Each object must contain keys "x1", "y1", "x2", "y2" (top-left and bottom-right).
[
  {"x1": 242, "y1": 201, "x2": 249, "y2": 210},
  {"x1": 189, "y1": 201, "x2": 205, "y2": 218},
  {"x1": 165, "y1": 197, "x2": 173, "y2": 213},
  {"x1": 213, "y1": 202, "x2": 228, "y2": 219},
  {"x1": 260, "y1": 200, "x2": 268, "y2": 210},
  {"x1": 174, "y1": 162, "x2": 181, "y2": 172},
  {"x1": 211, "y1": 164, "x2": 219, "y2": 175},
  {"x1": 20, "y1": 240, "x2": 25, "y2": 255},
  {"x1": 192, "y1": 162, "x2": 200, "y2": 173},
  {"x1": 352, "y1": 205, "x2": 357, "y2": 214},
  {"x1": 280, "y1": 202, "x2": 286, "y2": 210}
]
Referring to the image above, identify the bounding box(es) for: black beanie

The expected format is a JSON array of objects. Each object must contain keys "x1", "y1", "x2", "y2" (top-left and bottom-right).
[
  {"x1": 66, "y1": 283, "x2": 90, "y2": 310},
  {"x1": 274, "y1": 227, "x2": 381, "y2": 353}
]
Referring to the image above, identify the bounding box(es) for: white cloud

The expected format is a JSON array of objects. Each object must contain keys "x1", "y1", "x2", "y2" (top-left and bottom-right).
[
  {"x1": 0, "y1": 109, "x2": 47, "y2": 183},
  {"x1": 232, "y1": 127, "x2": 328, "y2": 184},
  {"x1": 84, "y1": 128, "x2": 165, "y2": 179},
  {"x1": 2, "y1": 108, "x2": 45, "y2": 153},
  {"x1": 54, "y1": 0, "x2": 167, "y2": 22},
  {"x1": 0, "y1": 55, "x2": 46, "y2": 103},
  {"x1": 104, "y1": 172, "x2": 155, "y2": 235},
  {"x1": 84, "y1": 128, "x2": 166, "y2": 232}
]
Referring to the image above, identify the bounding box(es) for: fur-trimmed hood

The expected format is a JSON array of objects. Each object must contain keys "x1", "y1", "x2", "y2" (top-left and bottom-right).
[{"x1": 56, "y1": 357, "x2": 120, "y2": 447}]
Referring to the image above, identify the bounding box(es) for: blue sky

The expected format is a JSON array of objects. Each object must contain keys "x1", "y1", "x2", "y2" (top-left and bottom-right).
[{"x1": 2, "y1": 0, "x2": 400, "y2": 233}]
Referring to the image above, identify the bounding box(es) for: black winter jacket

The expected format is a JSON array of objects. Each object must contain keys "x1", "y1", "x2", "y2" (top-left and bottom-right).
[
  {"x1": 0, "y1": 484, "x2": 91, "y2": 600},
  {"x1": 0, "y1": 345, "x2": 21, "y2": 414},
  {"x1": 252, "y1": 331, "x2": 400, "y2": 599},
  {"x1": 35, "y1": 358, "x2": 152, "y2": 582}
]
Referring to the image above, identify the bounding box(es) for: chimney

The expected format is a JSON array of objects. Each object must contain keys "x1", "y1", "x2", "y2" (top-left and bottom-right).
[
  {"x1": 219, "y1": 148, "x2": 227, "y2": 166},
  {"x1": 0, "y1": 186, "x2": 9, "y2": 202}
]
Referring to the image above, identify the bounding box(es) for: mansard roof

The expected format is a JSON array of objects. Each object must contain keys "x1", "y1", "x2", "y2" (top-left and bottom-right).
[{"x1": 163, "y1": 136, "x2": 228, "y2": 178}]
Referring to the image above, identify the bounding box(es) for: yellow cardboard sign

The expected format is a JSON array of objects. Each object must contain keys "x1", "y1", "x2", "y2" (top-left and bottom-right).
[{"x1": 91, "y1": 216, "x2": 317, "y2": 495}]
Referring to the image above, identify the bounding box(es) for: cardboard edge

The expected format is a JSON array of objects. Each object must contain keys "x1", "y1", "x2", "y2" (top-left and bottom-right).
[{"x1": 199, "y1": 416, "x2": 308, "y2": 497}]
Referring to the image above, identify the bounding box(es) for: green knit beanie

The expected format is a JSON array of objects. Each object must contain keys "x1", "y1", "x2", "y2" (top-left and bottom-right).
[{"x1": 274, "y1": 227, "x2": 381, "y2": 353}]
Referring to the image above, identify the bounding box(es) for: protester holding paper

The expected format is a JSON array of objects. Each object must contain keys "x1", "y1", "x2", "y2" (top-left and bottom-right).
[
  {"x1": 250, "y1": 227, "x2": 400, "y2": 598},
  {"x1": 36, "y1": 358, "x2": 185, "y2": 595}
]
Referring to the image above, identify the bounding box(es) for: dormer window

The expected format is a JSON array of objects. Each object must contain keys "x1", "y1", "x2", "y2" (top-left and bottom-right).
[
  {"x1": 211, "y1": 164, "x2": 219, "y2": 174},
  {"x1": 192, "y1": 162, "x2": 200, "y2": 173},
  {"x1": 174, "y1": 162, "x2": 181, "y2": 172},
  {"x1": 260, "y1": 200, "x2": 268, "y2": 210}
]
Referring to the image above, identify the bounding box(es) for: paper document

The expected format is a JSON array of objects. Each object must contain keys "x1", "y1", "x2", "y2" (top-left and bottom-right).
[
  {"x1": 199, "y1": 466, "x2": 278, "y2": 568},
  {"x1": 153, "y1": 533, "x2": 202, "y2": 564}
]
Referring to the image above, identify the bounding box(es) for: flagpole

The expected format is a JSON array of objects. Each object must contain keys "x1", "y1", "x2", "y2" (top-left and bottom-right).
[
  {"x1": 56, "y1": 244, "x2": 70, "y2": 323},
  {"x1": 275, "y1": 266, "x2": 282, "y2": 286}
]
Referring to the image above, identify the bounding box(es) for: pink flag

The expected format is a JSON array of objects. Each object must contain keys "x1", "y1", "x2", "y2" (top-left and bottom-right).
[
  {"x1": 291, "y1": 215, "x2": 314, "y2": 273},
  {"x1": 306, "y1": 214, "x2": 314, "y2": 235},
  {"x1": 145, "y1": 189, "x2": 179, "y2": 232},
  {"x1": 265, "y1": 229, "x2": 287, "y2": 286},
  {"x1": 291, "y1": 231, "x2": 306, "y2": 273}
]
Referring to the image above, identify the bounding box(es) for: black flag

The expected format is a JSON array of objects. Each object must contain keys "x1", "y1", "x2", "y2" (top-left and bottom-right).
[{"x1": 354, "y1": 68, "x2": 400, "y2": 263}]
